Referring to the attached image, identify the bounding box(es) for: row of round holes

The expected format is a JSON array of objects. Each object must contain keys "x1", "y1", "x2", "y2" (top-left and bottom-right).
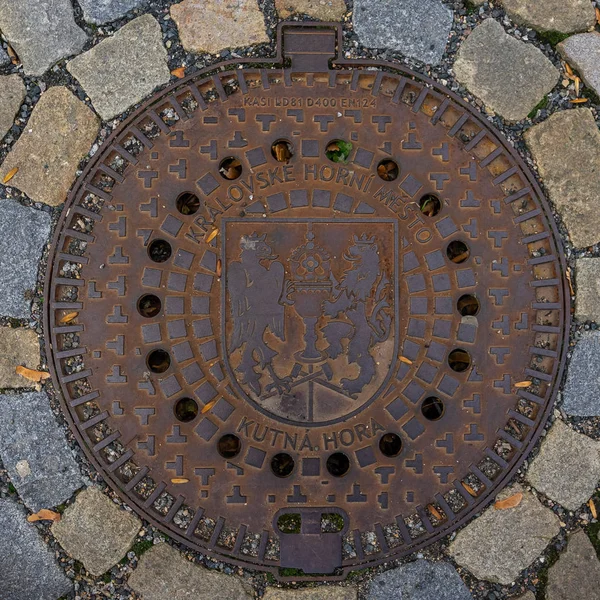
[{"x1": 211, "y1": 432, "x2": 404, "y2": 478}]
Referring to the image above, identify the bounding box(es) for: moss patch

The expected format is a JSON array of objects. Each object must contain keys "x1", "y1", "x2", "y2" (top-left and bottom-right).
[
  {"x1": 131, "y1": 539, "x2": 154, "y2": 557},
  {"x1": 528, "y1": 95, "x2": 549, "y2": 118},
  {"x1": 535, "y1": 544, "x2": 561, "y2": 600},
  {"x1": 537, "y1": 30, "x2": 570, "y2": 47}
]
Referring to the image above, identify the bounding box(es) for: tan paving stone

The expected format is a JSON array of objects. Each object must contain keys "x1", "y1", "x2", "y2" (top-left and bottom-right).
[
  {"x1": 524, "y1": 108, "x2": 600, "y2": 248},
  {"x1": 449, "y1": 484, "x2": 560, "y2": 584},
  {"x1": 0, "y1": 87, "x2": 99, "y2": 206},
  {"x1": 501, "y1": 0, "x2": 596, "y2": 34},
  {"x1": 0, "y1": 327, "x2": 41, "y2": 389},
  {"x1": 526, "y1": 419, "x2": 600, "y2": 511},
  {"x1": 52, "y1": 487, "x2": 141, "y2": 576},
  {"x1": 275, "y1": 0, "x2": 347, "y2": 21},
  {"x1": 171, "y1": 0, "x2": 269, "y2": 55},
  {"x1": 128, "y1": 542, "x2": 253, "y2": 599}
]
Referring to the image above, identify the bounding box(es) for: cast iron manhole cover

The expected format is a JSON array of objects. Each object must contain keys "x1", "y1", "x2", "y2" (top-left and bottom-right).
[{"x1": 45, "y1": 23, "x2": 569, "y2": 577}]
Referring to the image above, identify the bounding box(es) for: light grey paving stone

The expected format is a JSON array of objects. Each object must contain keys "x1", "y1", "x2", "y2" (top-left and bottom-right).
[
  {"x1": 514, "y1": 593, "x2": 536, "y2": 600},
  {"x1": 0, "y1": 497, "x2": 72, "y2": 600},
  {"x1": 0, "y1": 86, "x2": 100, "y2": 207},
  {"x1": 264, "y1": 588, "x2": 357, "y2": 599},
  {"x1": 52, "y1": 487, "x2": 141, "y2": 576},
  {"x1": 353, "y1": 0, "x2": 453, "y2": 65},
  {"x1": 128, "y1": 542, "x2": 253, "y2": 599},
  {"x1": 0, "y1": 200, "x2": 51, "y2": 318},
  {"x1": 574, "y1": 258, "x2": 600, "y2": 322},
  {"x1": 0, "y1": 74, "x2": 25, "y2": 140},
  {"x1": 0, "y1": 0, "x2": 86, "y2": 75},
  {"x1": 502, "y1": 0, "x2": 596, "y2": 34},
  {"x1": 364, "y1": 559, "x2": 473, "y2": 600},
  {"x1": 526, "y1": 419, "x2": 600, "y2": 510},
  {"x1": 524, "y1": 108, "x2": 600, "y2": 248},
  {"x1": 558, "y1": 32, "x2": 600, "y2": 98},
  {"x1": 171, "y1": 0, "x2": 269, "y2": 55},
  {"x1": 274, "y1": 0, "x2": 347, "y2": 21},
  {"x1": 78, "y1": 0, "x2": 147, "y2": 24},
  {"x1": 563, "y1": 331, "x2": 600, "y2": 415},
  {"x1": 0, "y1": 392, "x2": 82, "y2": 512},
  {"x1": 453, "y1": 18, "x2": 559, "y2": 121},
  {"x1": 449, "y1": 484, "x2": 560, "y2": 584},
  {"x1": 547, "y1": 530, "x2": 600, "y2": 600},
  {"x1": 67, "y1": 15, "x2": 170, "y2": 120},
  {"x1": 0, "y1": 326, "x2": 41, "y2": 389}
]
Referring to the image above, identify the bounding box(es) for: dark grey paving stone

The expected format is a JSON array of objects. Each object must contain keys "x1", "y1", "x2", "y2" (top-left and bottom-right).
[
  {"x1": 563, "y1": 331, "x2": 600, "y2": 416},
  {"x1": 78, "y1": 0, "x2": 147, "y2": 25},
  {"x1": 0, "y1": 497, "x2": 72, "y2": 600},
  {"x1": 353, "y1": 0, "x2": 453, "y2": 65},
  {"x1": 0, "y1": 199, "x2": 51, "y2": 318},
  {"x1": 0, "y1": 0, "x2": 86, "y2": 76},
  {"x1": 364, "y1": 559, "x2": 473, "y2": 600},
  {"x1": 0, "y1": 392, "x2": 82, "y2": 512}
]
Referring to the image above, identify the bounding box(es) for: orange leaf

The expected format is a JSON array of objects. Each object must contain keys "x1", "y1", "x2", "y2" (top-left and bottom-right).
[
  {"x1": 590, "y1": 498, "x2": 597, "y2": 519},
  {"x1": 205, "y1": 227, "x2": 219, "y2": 244},
  {"x1": 201, "y1": 398, "x2": 218, "y2": 414},
  {"x1": 3, "y1": 167, "x2": 18, "y2": 184},
  {"x1": 216, "y1": 258, "x2": 222, "y2": 277},
  {"x1": 596, "y1": 7, "x2": 600, "y2": 24},
  {"x1": 399, "y1": 356, "x2": 413, "y2": 365},
  {"x1": 463, "y1": 482, "x2": 478, "y2": 497},
  {"x1": 27, "y1": 509, "x2": 61, "y2": 522},
  {"x1": 514, "y1": 381, "x2": 532, "y2": 388},
  {"x1": 59, "y1": 311, "x2": 78, "y2": 324},
  {"x1": 171, "y1": 66, "x2": 186, "y2": 79},
  {"x1": 494, "y1": 492, "x2": 523, "y2": 510},
  {"x1": 170, "y1": 478, "x2": 190, "y2": 484},
  {"x1": 570, "y1": 98, "x2": 589, "y2": 104},
  {"x1": 564, "y1": 62, "x2": 574, "y2": 77},
  {"x1": 15, "y1": 366, "x2": 51, "y2": 383},
  {"x1": 6, "y1": 44, "x2": 19, "y2": 65},
  {"x1": 428, "y1": 504, "x2": 443, "y2": 521}
]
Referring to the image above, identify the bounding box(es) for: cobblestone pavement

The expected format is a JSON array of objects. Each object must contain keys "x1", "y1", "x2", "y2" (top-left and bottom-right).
[{"x1": 0, "y1": 1, "x2": 600, "y2": 599}]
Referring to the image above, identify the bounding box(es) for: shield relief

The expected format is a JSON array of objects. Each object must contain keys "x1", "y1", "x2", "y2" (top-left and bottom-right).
[{"x1": 222, "y1": 218, "x2": 399, "y2": 425}]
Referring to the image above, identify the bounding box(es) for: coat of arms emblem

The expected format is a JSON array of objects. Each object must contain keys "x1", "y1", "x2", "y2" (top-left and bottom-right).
[{"x1": 222, "y1": 218, "x2": 398, "y2": 424}]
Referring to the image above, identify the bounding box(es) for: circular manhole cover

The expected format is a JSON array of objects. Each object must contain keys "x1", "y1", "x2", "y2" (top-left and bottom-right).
[{"x1": 45, "y1": 24, "x2": 568, "y2": 577}]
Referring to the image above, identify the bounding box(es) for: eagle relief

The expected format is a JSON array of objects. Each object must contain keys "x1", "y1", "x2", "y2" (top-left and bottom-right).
[{"x1": 223, "y1": 219, "x2": 397, "y2": 424}]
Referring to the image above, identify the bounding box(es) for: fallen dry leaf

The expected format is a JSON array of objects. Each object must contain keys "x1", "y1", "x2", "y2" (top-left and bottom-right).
[
  {"x1": 3, "y1": 167, "x2": 18, "y2": 184},
  {"x1": 596, "y1": 7, "x2": 600, "y2": 24},
  {"x1": 494, "y1": 492, "x2": 523, "y2": 510},
  {"x1": 205, "y1": 227, "x2": 219, "y2": 244},
  {"x1": 15, "y1": 366, "x2": 51, "y2": 383},
  {"x1": 399, "y1": 356, "x2": 413, "y2": 365},
  {"x1": 171, "y1": 66, "x2": 185, "y2": 79},
  {"x1": 59, "y1": 311, "x2": 78, "y2": 324},
  {"x1": 514, "y1": 381, "x2": 532, "y2": 388},
  {"x1": 170, "y1": 478, "x2": 190, "y2": 484},
  {"x1": 566, "y1": 268, "x2": 575, "y2": 297},
  {"x1": 6, "y1": 44, "x2": 19, "y2": 65},
  {"x1": 27, "y1": 509, "x2": 61, "y2": 522},
  {"x1": 564, "y1": 61, "x2": 574, "y2": 77},
  {"x1": 428, "y1": 504, "x2": 443, "y2": 521},
  {"x1": 216, "y1": 258, "x2": 222, "y2": 277},
  {"x1": 575, "y1": 76, "x2": 581, "y2": 97},
  {"x1": 570, "y1": 98, "x2": 589, "y2": 104},
  {"x1": 201, "y1": 398, "x2": 218, "y2": 414},
  {"x1": 590, "y1": 498, "x2": 597, "y2": 519},
  {"x1": 463, "y1": 482, "x2": 478, "y2": 497}
]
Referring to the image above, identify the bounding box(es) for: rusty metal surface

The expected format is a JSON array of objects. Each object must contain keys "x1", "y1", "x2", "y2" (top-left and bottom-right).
[{"x1": 44, "y1": 23, "x2": 569, "y2": 578}]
